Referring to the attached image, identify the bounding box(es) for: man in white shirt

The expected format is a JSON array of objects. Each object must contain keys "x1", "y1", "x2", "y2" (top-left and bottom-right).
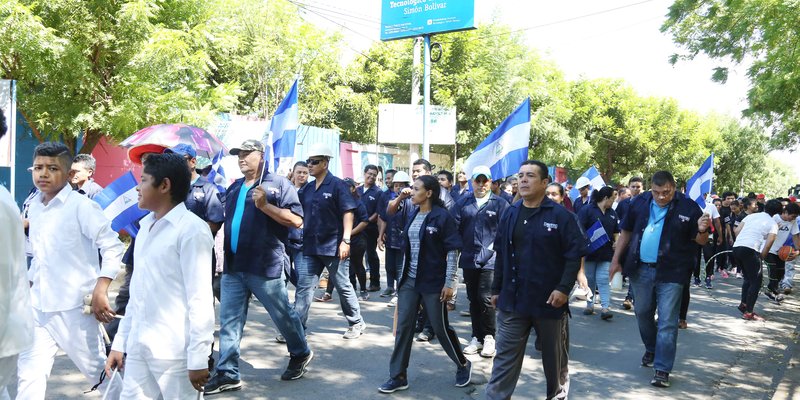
[
  {"x1": 106, "y1": 153, "x2": 214, "y2": 397},
  {"x1": 17, "y1": 142, "x2": 124, "y2": 398},
  {"x1": 0, "y1": 110, "x2": 33, "y2": 398}
]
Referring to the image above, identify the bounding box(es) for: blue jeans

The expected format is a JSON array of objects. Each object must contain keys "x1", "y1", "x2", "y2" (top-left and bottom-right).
[
  {"x1": 216, "y1": 272, "x2": 309, "y2": 380},
  {"x1": 584, "y1": 260, "x2": 610, "y2": 309},
  {"x1": 294, "y1": 254, "x2": 363, "y2": 328},
  {"x1": 629, "y1": 265, "x2": 684, "y2": 373},
  {"x1": 384, "y1": 248, "x2": 403, "y2": 291}
]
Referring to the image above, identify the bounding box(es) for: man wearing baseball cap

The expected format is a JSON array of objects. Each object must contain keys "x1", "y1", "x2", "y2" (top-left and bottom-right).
[{"x1": 573, "y1": 176, "x2": 591, "y2": 215}]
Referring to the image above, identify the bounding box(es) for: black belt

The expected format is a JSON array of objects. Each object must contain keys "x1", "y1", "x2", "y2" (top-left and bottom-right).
[{"x1": 640, "y1": 262, "x2": 657, "y2": 268}]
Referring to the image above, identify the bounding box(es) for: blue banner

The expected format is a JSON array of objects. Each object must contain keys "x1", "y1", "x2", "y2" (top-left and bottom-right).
[{"x1": 381, "y1": 0, "x2": 475, "y2": 41}]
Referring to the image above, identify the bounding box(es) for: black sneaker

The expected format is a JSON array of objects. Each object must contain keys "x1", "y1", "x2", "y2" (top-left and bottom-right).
[
  {"x1": 415, "y1": 329, "x2": 434, "y2": 342},
  {"x1": 378, "y1": 375, "x2": 409, "y2": 393},
  {"x1": 650, "y1": 370, "x2": 670, "y2": 388},
  {"x1": 455, "y1": 360, "x2": 472, "y2": 387},
  {"x1": 281, "y1": 350, "x2": 314, "y2": 381},
  {"x1": 641, "y1": 351, "x2": 655, "y2": 368},
  {"x1": 765, "y1": 291, "x2": 777, "y2": 301},
  {"x1": 204, "y1": 374, "x2": 243, "y2": 395}
]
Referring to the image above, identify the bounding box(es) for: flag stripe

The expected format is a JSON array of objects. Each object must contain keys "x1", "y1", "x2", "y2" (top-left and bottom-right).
[{"x1": 464, "y1": 98, "x2": 531, "y2": 180}]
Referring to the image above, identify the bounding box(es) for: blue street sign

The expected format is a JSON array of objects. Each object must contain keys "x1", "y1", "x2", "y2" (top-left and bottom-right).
[{"x1": 381, "y1": 0, "x2": 475, "y2": 41}]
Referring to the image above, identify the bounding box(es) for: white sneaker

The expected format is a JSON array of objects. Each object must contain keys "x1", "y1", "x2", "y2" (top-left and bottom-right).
[
  {"x1": 387, "y1": 296, "x2": 398, "y2": 307},
  {"x1": 480, "y1": 335, "x2": 496, "y2": 357},
  {"x1": 343, "y1": 321, "x2": 366, "y2": 339},
  {"x1": 463, "y1": 337, "x2": 482, "y2": 355}
]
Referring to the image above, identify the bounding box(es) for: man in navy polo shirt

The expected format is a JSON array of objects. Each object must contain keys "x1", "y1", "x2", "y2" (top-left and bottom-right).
[
  {"x1": 164, "y1": 143, "x2": 225, "y2": 299},
  {"x1": 294, "y1": 143, "x2": 366, "y2": 339},
  {"x1": 359, "y1": 164, "x2": 383, "y2": 292},
  {"x1": 610, "y1": 171, "x2": 710, "y2": 389},
  {"x1": 486, "y1": 160, "x2": 587, "y2": 400},
  {"x1": 206, "y1": 140, "x2": 312, "y2": 395}
]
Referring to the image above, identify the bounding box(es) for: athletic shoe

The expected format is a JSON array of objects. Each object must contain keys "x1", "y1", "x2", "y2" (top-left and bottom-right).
[
  {"x1": 275, "y1": 334, "x2": 287, "y2": 344},
  {"x1": 455, "y1": 360, "x2": 472, "y2": 387},
  {"x1": 459, "y1": 310, "x2": 471, "y2": 317},
  {"x1": 380, "y1": 288, "x2": 396, "y2": 297},
  {"x1": 720, "y1": 269, "x2": 729, "y2": 279},
  {"x1": 765, "y1": 291, "x2": 777, "y2": 301},
  {"x1": 705, "y1": 277, "x2": 713, "y2": 289},
  {"x1": 742, "y1": 312, "x2": 766, "y2": 321},
  {"x1": 416, "y1": 329, "x2": 434, "y2": 342},
  {"x1": 782, "y1": 286, "x2": 792, "y2": 295},
  {"x1": 737, "y1": 303, "x2": 747, "y2": 314},
  {"x1": 387, "y1": 296, "x2": 398, "y2": 307},
  {"x1": 480, "y1": 335, "x2": 496, "y2": 357},
  {"x1": 368, "y1": 285, "x2": 381, "y2": 292},
  {"x1": 693, "y1": 277, "x2": 701, "y2": 287},
  {"x1": 583, "y1": 306, "x2": 594, "y2": 315},
  {"x1": 678, "y1": 319, "x2": 688, "y2": 329},
  {"x1": 378, "y1": 376, "x2": 409, "y2": 393},
  {"x1": 776, "y1": 293, "x2": 785, "y2": 302},
  {"x1": 204, "y1": 374, "x2": 243, "y2": 395},
  {"x1": 622, "y1": 298, "x2": 633, "y2": 310},
  {"x1": 314, "y1": 293, "x2": 332, "y2": 302},
  {"x1": 736, "y1": 273, "x2": 743, "y2": 279},
  {"x1": 281, "y1": 351, "x2": 313, "y2": 380},
  {"x1": 343, "y1": 321, "x2": 366, "y2": 339},
  {"x1": 463, "y1": 337, "x2": 482, "y2": 355},
  {"x1": 359, "y1": 291, "x2": 370, "y2": 301},
  {"x1": 650, "y1": 370, "x2": 670, "y2": 388},
  {"x1": 600, "y1": 308, "x2": 613, "y2": 320},
  {"x1": 641, "y1": 351, "x2": 655, "y2": 367}
]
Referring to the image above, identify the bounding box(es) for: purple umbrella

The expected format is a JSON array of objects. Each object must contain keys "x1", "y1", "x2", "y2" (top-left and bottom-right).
[{"x1": 120, "y1": 124, "x2": 226, "y2": 158}]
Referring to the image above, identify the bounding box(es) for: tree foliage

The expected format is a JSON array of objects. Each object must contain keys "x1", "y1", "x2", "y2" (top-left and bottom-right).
[{"x1": 661, "y1": 0, "x2": 800, "y2": 148}]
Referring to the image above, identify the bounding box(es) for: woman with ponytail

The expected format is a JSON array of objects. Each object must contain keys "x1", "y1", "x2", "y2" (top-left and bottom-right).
[
  {"x1": 379, "y1": 175, "x2": 472, "y2": 393},
  {"x1": 577, "y1": 186, "x2": 620, "y2": 320}
]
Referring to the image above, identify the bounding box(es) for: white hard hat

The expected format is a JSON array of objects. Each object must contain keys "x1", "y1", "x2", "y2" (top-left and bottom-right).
[
  {"x1": 392, "y1": 171, "x2": 411, "y2": 183},
  {"x1": 575, "y1": 176, "x2": 591, "y2": 189},
  {"x1": 307, "y1": 143, "x2": 335, "y2": 158}
]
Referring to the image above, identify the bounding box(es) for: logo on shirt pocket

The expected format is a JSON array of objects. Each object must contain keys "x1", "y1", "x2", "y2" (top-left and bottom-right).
[
  {"x1": 426, "y1": 226, "x2": 439, "y2": 235},
  {"x1": 323, "y1": 192, "x2": 333, "y2": 199},
  {"x1": 678, "y1": 214, "x2": 690, "y2": 222},
  {"x1": 487, "y1": 210, "x2": 497, "y2": 217},
  {"x1": 543, "y1": 222, "x2": 558, "y2": 232},
  {"x1": 193, "y1": 190, "x2": 205, "y2": 200}
]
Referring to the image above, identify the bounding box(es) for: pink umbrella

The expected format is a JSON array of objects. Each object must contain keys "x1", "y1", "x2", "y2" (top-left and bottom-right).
[{"x1": 119, "y1": 124, "x2": 227, "y2": 158}]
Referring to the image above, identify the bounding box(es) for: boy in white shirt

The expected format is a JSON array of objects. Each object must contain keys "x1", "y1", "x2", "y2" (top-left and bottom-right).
[
  {"x1": 106, "y1": 153, "x2": 214, "y2": 398},
  {"x1": 763, "y1": 202, "x2": 800, "y2": 302},
  {"x1": 17, "y1": 142, "x2": 124, "y2": 398}
]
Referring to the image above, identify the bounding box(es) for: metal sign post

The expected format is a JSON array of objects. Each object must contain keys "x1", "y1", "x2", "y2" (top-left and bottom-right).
[{"x1": 422, "y1": 34, "x2": 431, "y2": 161}]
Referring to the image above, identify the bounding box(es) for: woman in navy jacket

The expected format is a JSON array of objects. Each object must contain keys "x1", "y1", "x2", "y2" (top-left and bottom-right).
[{"x1": 379, "y1": 175, "x2": 472, "y2": 393}]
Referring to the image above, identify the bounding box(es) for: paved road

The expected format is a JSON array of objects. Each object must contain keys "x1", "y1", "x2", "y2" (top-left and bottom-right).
[{"x1": 8, "y1": 271, "x2": 800, "y2": 399}]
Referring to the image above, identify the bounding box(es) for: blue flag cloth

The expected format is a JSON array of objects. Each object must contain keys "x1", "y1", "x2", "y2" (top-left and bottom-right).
[
  {"x1": 93, "y1": 171, "x2": 148, "y2": 237},
  {"x1": 463, "y1": 98, "x2": 531, "y2": 181},
  {"x1": 270, "y1": 79, "x2": 299, "y2": 176},
  {"x1": 587, "y1": 219, "x2": 610, "y2": 253},
  {"x1": 686, "y1": 154, "x2": 714, "y2": 210},
  {"x1": 569, "y1": 166, "x2": 606, "y2": 200},
  {"x1": 206, "y1": 149, "x2": 228, "y2": 194}
]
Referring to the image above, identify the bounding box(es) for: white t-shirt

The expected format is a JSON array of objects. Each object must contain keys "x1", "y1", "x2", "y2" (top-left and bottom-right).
[
  {"x1": 733, "y1": 212, "x2": 779, "y2": 252},
  {"x1": 768, "y1": 214, "x2": 799, "y2": 254},
  {"x1": 703, "y1": 202, "x2": 720, "y2": 219}
]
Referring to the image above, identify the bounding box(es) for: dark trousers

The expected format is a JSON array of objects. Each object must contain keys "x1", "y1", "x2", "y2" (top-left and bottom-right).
[
  {"x1": 734, "y1": 246, "x2": 763, "y2": 313},
  {"x1": 326, "y1": 235, "x2": 369, "y2": 294},
  {"x1": 385, "y1": 248, "x2": 403, "y2": 290},
  {"x1": 693, "y1": 242, "x2": 715, "y2": 279},
  {"x1": 105, "y1": 264, "x2": 133, "y2": 341},
  {"x1": 486, "y1": 311, "x2": 569, "y2": 400},
  {"x1": 679, "y1": 275, "x2": 690, "y2": 321},
  {"x1": 389, "y1": 278, "x2": 467, "y2": 378},
  {"x1": 716, "y1": 240, "x2": 729, "y2": 270},
  {"x1": 364, "y1": 226, "x2": 381, "y2": 288},
  {"x1": 765, "y1": 253, "x2": 785, "y2": 294},
  {"x1": 464, "y1": 268, "x2": 496, "y2": 340}
]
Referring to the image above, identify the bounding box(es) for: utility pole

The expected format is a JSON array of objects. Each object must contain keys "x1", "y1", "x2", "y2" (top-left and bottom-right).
[
  {"x1": 409, "y1": 37, "x2": 422, "y2": 169},
  {"x1": 422, "y1": 34, "x2": 431, "y2": 161}
]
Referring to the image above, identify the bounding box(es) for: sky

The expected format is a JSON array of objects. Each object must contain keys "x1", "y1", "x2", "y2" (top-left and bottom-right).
[{"x1": 289, "y1": 0, "x2": 797, "y2": 178}]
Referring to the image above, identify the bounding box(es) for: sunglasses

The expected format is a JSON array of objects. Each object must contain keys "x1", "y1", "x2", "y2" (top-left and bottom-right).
[{"x1": 306, "y1": 159, "x2": 323, "y2": 166}]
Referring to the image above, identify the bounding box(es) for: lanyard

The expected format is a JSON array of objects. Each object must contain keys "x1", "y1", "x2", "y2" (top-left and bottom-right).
[{"x1": 648, "y1": 203, "x2": 667, "y2": 233}]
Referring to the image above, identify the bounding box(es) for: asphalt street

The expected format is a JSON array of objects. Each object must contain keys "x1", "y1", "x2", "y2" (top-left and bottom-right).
[{"x1": 7, "y1": 269, "x2": 800, "y2": 400}]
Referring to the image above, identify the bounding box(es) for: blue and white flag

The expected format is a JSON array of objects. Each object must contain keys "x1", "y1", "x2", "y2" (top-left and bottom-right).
[
  {"x1": 206, "y1": 149, "x2": 228, "y2": 194},
  {"x1": 569, "y1": 166, "x2": 606, "y2": 200},
  {"x1": 270, "y1": 79, "x2": 299, "y2": 176},
  {"x1": 93, "y1": 172, "x2": 148, "y2": 237},
  {"x1": 587, "y1": 220, "x2": 610, "y2": 253},
  {"x1": 463, "y1": 98, "x2": 530, "y2": 181},
  {"x1": 686, "y1": 154, "x2": 714, "y2": 210}
]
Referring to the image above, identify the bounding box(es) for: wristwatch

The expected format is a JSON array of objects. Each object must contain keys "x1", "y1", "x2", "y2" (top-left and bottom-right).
[{"x1": 343, "y1": 238, "x2": 351, "y2": 245}]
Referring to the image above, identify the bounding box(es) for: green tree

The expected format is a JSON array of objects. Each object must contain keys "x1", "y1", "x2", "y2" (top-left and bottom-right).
[
  {"x1": 0, "y1": 0, "x2": 241, "y2": 154},
  {"x1": 661, "y1": 0, "x2": 800, "y2": 148}
]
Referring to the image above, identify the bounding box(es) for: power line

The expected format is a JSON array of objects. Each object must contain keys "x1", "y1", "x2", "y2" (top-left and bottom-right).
[
  {"x1": 293, "y1": 0, "x2": 380, "y2": 23},
  {"x1": 292, "y1": 1, "x2": 380, "y2": 25},
  {"x1": 285, "y1": 0, "x2": 385, "y2": 48},
  {"x1": 441, "y1": 0, "x2": 658, "y2": 44}
]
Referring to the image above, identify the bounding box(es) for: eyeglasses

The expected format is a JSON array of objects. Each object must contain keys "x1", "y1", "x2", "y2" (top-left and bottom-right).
[{"x1": 306, "y1": 159, "x2": 323, "y2": 166}]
